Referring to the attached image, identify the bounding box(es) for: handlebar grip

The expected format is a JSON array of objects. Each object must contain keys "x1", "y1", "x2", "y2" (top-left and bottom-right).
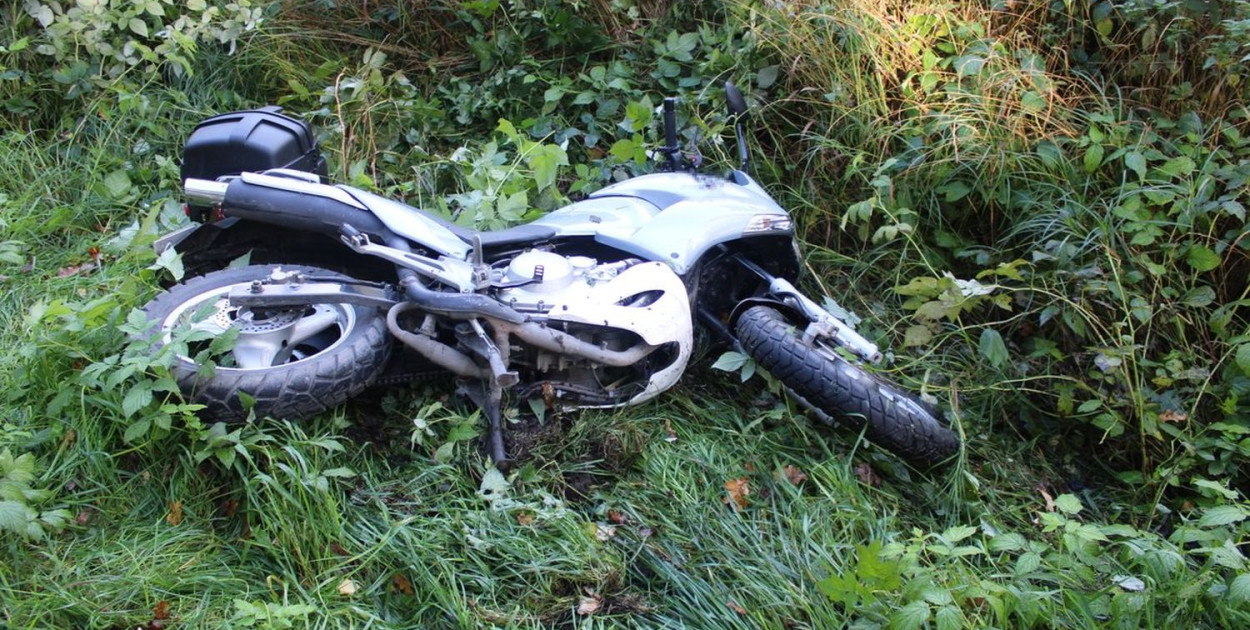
[{"x1": 663, "y1": 97, "x2": 678, "y2": 150}]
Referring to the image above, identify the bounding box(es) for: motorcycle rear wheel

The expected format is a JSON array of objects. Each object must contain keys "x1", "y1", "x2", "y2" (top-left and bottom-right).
[
  {"x1": 735, "y1": 305, "x2": 959, "y2": 467},
  {"x1": 143, "y1": 264, "x2": 391, "y2": 422}
]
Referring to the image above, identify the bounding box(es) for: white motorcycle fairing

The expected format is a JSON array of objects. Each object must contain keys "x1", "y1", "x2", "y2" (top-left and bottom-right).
[{"x1": 543, "y1": 260, "x2": 693, "y2": 405}]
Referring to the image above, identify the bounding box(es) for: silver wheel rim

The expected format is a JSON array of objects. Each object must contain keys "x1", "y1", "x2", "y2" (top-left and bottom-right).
[{"x1": 161, "y1": 282, "x2": 357, "y2": 371}]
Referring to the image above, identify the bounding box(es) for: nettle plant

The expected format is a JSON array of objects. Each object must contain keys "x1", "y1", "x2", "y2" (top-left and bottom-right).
[{"x1": 20, "y1": 0, "x2": 263, "y2": 94}]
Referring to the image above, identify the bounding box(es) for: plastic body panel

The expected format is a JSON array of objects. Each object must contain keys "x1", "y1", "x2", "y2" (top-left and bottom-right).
[{"x1": 535, "y1": 171, "x2": 795, "y2": 275}]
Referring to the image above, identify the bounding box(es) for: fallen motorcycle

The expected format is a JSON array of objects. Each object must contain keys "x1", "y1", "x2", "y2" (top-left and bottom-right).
[{"x1": 144, "y1": 83, "x2": 960, "y2": 467}]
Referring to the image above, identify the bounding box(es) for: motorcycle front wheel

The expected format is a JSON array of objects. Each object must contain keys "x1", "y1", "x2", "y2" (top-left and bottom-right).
[
  {"x1": 142, "y1": 264, "x2": 391, "y2": 422},
  {"x1": 735, "y1": 305, "x2": 959, "y2": 467}
]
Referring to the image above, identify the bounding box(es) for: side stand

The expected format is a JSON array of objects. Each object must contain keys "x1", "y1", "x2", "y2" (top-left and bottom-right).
[{"x1": 459, "y1": 380, "x2": 510, "y2": 470}]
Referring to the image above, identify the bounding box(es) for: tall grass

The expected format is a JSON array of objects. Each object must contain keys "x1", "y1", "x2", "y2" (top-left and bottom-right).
[{"x1": 2, "y1": 0, "x2": 1248, "y2": 627}]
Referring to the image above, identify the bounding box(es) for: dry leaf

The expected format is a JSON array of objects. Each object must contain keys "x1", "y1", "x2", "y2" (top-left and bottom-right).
[
  {"x1": 55, "y1": 262, "x2": 98, "y2": 278},
  {"x1": 724, "y1": 478, "x2": 750, "y2": 510},
  {"x1": 329, "y1": 542, "x2": 349, "y2": 556},
  {"x1": 75, "y1": 509, "x2": 92, "y2": 526},
  {"x1": 541, "y1": 382, "x2": 556, "y2": 410},
  {"x1": 853, "y1": 462, "x2": 881, "y2": 487},
  {"x1": 165, "y1": 500, "x2": 183, "y2": 526},
  {"x1": 59, "y1": 430, "x2": 77, "y2": 450},
  {"x1": 337, "y1": 578, "x2": 359, "y2": 596},
  {"x1": 220, "y1": 499, "x2": 238, "y2": 518},
  {"x1": 1159, "y1": 410, "x2": 1188, "y2": 423},
  {"x1": 780, "y1": 465, "x2": 807, "y2": 485},
  {"x1": 727, "y1": 600, "x2": 748, "y2": 615},
  {"x1": 392, "y1": 573, "x2": 415, "y2": 596},
  {"x1": 595, "y1": 524, "x2": 617, "y2": 541},
  {"x1": 608, "y1": 509, "x2": 629, "y2": 525},
  {"x1": 576, "y1": 593, "x2": 602, "y2": 615},
  {"x1": 639, "y1": 526, "x2": 654, "y2": 539},
  {"x1": 663, "y1": 419, "x2": 678, "y2": 443},
  {"x1": 153, "y1": 600, "x2": 171, "y2": 621},
  {"x1": 517, "y1": 512, "x2": 535, "y2": 526},
  {"x1": 1037, "y1": 483, "x2": 1055, "y2": 512}
]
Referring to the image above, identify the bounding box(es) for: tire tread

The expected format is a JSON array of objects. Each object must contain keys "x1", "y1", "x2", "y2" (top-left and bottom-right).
[{"x1": 735, "y1": 306, "x2": 959, "y2": 465}]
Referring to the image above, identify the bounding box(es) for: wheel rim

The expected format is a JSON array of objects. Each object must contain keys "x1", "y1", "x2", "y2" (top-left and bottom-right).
[{"x1": 160, "y1": 282, "x2": 357, "y2": 371}]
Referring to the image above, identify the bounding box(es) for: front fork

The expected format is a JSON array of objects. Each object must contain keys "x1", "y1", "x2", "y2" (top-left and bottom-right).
[{"x1": 731, "y1": 256, "x2": 883, "y2": 364}]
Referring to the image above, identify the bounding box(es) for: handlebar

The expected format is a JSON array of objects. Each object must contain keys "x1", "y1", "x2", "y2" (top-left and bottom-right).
[{"x1": 663, "y1": 97, "x2": 678, "y2": 152}]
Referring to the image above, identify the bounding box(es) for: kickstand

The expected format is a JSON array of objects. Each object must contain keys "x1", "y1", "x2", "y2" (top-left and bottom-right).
[
  {"x1": 459, "y1": 379, "x2": 511, "y2": 471},
  {"x1": 455, "y1": 319, "x2": 518, "y2": 471}
]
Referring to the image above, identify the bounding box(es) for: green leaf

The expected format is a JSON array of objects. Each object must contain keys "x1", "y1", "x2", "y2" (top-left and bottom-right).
[
  {"x1": 903, "y1": 325, "x2": 932, "y2": 348},
  {"x1": 711, "y1": 351, "x2": 748, "y2": 372},
  {"x1": 942, "y1": 525, "x2": 978, "y2": 543},
  {"x1": 123, "y1": 418, "x2": 151, "y2": 444},
  {"x1": 187, "y1": 0, "x2": 207, "y2": 10},
  {"x1": 920, "y1": 72, "x2": 939, "y2": 93},
  {"x1": 757, "y1": 65, "x2": 780, "y2": 89},
  {"x1": 978, "y1": 328, "x2": 1009, "y2": 368},
  {"x1": 1015, "y1": 551, "x2": 1043, "y2": 575},
  {"x1": 149, "y1": 247, "x2": 185, "y2": 281},
  {"x1": 1159, "y1": 156, "x2": 1196, "y2": 178},
  {"x1": 953, "y1": 55, "x2": 984, "y2": 77},
  {"x1": 934, "y1": 606, "x2": 963, "y2": 630},
  {"x1": 1222, "y1": 201, "x2": 1246, "y2": 221},
  {"x1": 1020, "y1": 90, "x2": 1046, "y2": 113},
  {"x1": 1125, "y1": 151, "x2": 1147, "y2": 179},
  {"x1": 1077, "y1": 399, "x2": 1102, "y2": 413},
  {"x1": 817, "y1": 572, "x2": 859, "y2": 607},
  {"x1": 103, "y1": 169, "x2": 131, "y2": 199},
  {"x1": 1083, "y1": 143, "x2": 1105, "y2": 173},
  {"x1": 1236, "y1": 344, "x2": 1250, "y2": 378},
  {"x1": 937, "y1": 181, "x2": 971, "y2": 202},
  {"x1": 1229, "y1": 574, "x2": 1250, "y2": 604},
  {"x1": 495, "y1": 118, "x2": 519, "y2": 142},
  {"x1": 1054, "y1": 493, "x2": 1083, "y2": 515},
  {"x1": 496, "y1": 191, "x2": 528, "y2": 221},
  {"x1": 434, "y1": 441, "x2": 456, "y2": 464},
  {"x1": 129, "y1": 18, "x2": 149, "y2": 38},
  {"x1": 122, "y1": 383, "x2": 153, "y2": 418},
  {"x1": 1187, "y1": 245, "x2": 1220, "y2": 272},
  {"x1": 214, "y1": 447, "x2": 236, "y2": 469},
  {"x1": 0, "y1": 501, "x2": 34, "y2": 535},
  {"x1": 1199, "y1": 505, "x2": 1248, "y2": 528},
  {"x1": 890, "y1": 600, "x2": 930, "y2": 630}
]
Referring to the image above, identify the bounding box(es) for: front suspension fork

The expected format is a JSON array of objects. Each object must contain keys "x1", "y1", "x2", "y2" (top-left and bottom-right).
[{"x1": 733, "y1": 256, "x2": 883, "y2": 364}]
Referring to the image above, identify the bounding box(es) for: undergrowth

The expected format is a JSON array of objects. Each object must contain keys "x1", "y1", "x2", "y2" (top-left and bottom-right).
[{"x1": 1, "y1": 0, "x2": 1248, "y2": 628}]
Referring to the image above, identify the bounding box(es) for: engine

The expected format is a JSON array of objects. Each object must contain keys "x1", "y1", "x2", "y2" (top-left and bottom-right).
[{"x1": 493, "y1": 251, "x2": 693, "y2": 407}]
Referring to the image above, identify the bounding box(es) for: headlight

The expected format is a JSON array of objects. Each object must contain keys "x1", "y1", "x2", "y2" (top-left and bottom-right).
[{"x1": 743, "y1": 214, "x2": 793, "y2": 233}]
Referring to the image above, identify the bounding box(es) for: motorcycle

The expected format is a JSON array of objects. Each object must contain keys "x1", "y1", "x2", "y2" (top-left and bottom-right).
[{"x1": 144, "y1": 83, "x2": 960, "y2": 468}]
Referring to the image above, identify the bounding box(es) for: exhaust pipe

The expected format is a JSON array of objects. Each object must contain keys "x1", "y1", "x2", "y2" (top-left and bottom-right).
[{"x1": 187, "y1": 175, "x2": 530, "y2": 324}]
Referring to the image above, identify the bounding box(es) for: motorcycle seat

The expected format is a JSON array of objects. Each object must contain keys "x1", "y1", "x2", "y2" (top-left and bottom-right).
[
  {"x1": 341, "y1": 185, "x2": 557, "y2": 250},
  {"x1": 448, "y1": 222, "x2": 557, "y2": 249}
]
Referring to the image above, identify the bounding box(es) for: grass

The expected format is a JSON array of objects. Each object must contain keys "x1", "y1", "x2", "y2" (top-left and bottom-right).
[{"x1": 3, "y1": 0, "x2": 1250, "y2": 628}]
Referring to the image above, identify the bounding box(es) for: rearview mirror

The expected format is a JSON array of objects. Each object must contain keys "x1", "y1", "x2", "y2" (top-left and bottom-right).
[{"x1": 725, "y1": 82, "x2": 748, "y2": 121}]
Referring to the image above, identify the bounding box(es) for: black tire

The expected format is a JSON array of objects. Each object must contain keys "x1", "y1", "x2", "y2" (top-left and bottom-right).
[
  {"x1": 143, "y1": 264, "x2": 391, "y2": 422},
  {"x1": 735, "y1": 306, "x2": 959, "y2": 466}
]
